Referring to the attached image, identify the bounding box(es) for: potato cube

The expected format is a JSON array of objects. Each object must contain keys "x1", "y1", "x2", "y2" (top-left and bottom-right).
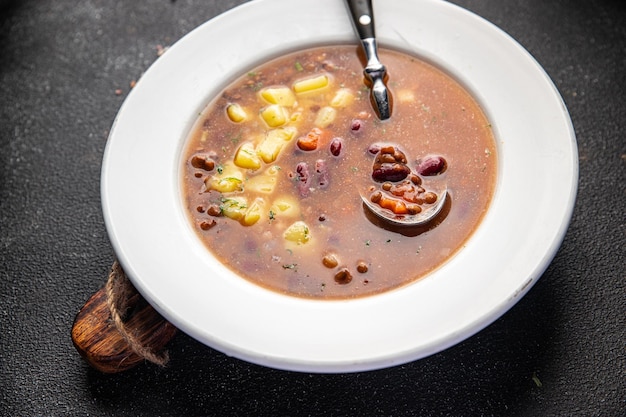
[
  {"x1": 293, "y1": 74, "x2": 329, "y2": 95},
  {"x1": 257, "y1": 127, "x2": 297, "y2": 163},
  {"x1": 246, "y1": 172, "x2": 277, "y2": 194},
  {"x1": 270, "y1": 195, "x2": 300, "y2": 218},
  {"x1": 260, "y1": 86, "x2": 296, "y2": 106},
  {"x1": 205, "y1": 163, "x2": 244, "y2": 193},
  {"x1": 220, "y1": 196, "x2": 247, "y2": 220},
  {"x1": 226, "y1": 103, "x2": 248, "y2": 123},
  {"x1": 234, "y1": 142, "x2": 262, "y2": 170},
  {"x1": 314, "y1": 106, "x2": 337, "y2": 128},
  {"x1": 330, "y1": 88, "x2": 355, "y2": 108},
  {"x1": 260, "y1": 104, "x2": 289, "y2": 127},
  {"x1": 242, "y1": 198, "x2": 266, "y2": 226},
  {"x1": 396, "y1": 89, "x2": 416, "y2": 103},
  {"x1": 283, "y1": 221, "x2": 311, "y2": 244}
]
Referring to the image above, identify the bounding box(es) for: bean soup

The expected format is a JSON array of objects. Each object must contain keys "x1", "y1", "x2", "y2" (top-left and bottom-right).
[{"x1": 182, "y1": 45, "x2": 497, "y2": 299}]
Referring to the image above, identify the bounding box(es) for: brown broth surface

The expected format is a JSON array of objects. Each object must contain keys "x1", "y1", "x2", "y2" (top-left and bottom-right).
[{"x1": 182, "y1": 46, "x2": 497, "y2": 299}]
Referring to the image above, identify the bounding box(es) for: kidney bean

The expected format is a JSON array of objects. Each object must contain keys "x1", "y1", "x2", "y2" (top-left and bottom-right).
[
  {"x1": 371, "y1": 146, "x2": 411, "y2": 182},
  {"x1": 367, "y1": 143, "x2": 382, "y2": 155},
  {"x1": 416, "y1": 155, "x2": 447, "y2": 176},
  {"x1": 350, "y1": 119, "x2": 363, "y2": 132},
  {"x1": 191, "y1": 154, "x2": 216, "y2": 171},
  {"x1": 322, "y1": 254, "x2": 339, "y2": 268},
  {"x1": 423, "y1": 192, "x2": 437, "y2": 204},
  {"x1": 295, "y1": 162, "x2": 311, "y2": 197},
  {"x1": 199, "y1": 219, "x2": 216, "y2": 230},
  {"x1": 315, "y1": 159, "x2": 330, "y2": 189},
  {"x1": 334, "y1": 268, "x2": 353, "y2": 284},
  {"x1": 372, "y1": 163, "x2": 411, "y2": 182},
  {"x1": 410, "y1": 174, "x2": 422, "y2": 186},
  {"x1": 329, "y1": 137, "x2": 343, "y2": 156},
  {"x1": 206, "y1": 204, "x2": 222, "y2": 216}
]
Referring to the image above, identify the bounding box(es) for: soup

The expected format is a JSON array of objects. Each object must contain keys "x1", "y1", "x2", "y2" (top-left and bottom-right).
[{"x1": 182, "y1": 45, "x2": 497, "y2": 299}]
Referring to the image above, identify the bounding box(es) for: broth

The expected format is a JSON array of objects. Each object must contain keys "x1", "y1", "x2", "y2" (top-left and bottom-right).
[{"x1": 182, "y1": 45, "x2": 497, "y2": 299}]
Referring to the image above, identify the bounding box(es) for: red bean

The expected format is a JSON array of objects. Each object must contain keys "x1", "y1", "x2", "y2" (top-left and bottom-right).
[
  {"x1": 334, "y1": 268, "x2": 353, "y2": 284},
  {"x1": 371, "y1": 146, "x2": 411, "y2": 182},
  {"x1": 416, "y1": 155, "x2": 447, "y2": 176},
  {"x1": 372, "y1": 163, "x2": 410, "y2": 182},
  {"x1": 315, "y1": 159, "x2": 330, "y2": 189},
  {"x1": 199, "y1": 219, "x2": 216, "y2": 230},
  {"x1": 367, "y1": 143, "x2": 382, "y2": 155},
  {"x1": 356, "y1": 261, "x2": 368, "y2": 273},
  {"x1": 206, "y1": 204, "x2": 222, "y2": 216},
  {"x1": 329, "y1": 137, "x2": 343, "y2": 156},
  {"x1": 322, "y1": 254, "x2": 339, "y2": 268},
  {"x1": 191, "y1": 154, "x2": 216, "y2": 171},
  {"x1": 350, "y1": 119, "x2": 363, "y2": 132},
  {"x1": 295, "y1": 162, "x2": 311, "y2": 197}
]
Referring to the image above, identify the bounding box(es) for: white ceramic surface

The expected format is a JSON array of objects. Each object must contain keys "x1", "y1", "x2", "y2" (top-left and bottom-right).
[{"x1": 101, "y1": 0, "x2": 578, "y2": 372}]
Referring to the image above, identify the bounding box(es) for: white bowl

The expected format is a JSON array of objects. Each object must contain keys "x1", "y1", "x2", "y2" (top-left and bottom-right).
[{"x1": 101, "y1": 0, "x2": 577, "y2": 372}]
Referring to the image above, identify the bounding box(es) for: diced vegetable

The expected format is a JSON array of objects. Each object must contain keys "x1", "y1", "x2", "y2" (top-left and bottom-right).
[
  {"x1": 220, "y1": 196, "x2": 247, "y2": 220},
  {"x1": 314, "y1": 106, "x2": 337, "y2": 128},
  {"x1": 257, "y1": 127, "x2": 297, "y2": 163},
  {"x1": 226, "y1": 103, "x2": 248, "y2": 122},
  {"x1": 293, "y1": 74, "x2": 329, "y2": 94},
  {"x1": 396, "y1": 89, "x2": 416, "y2": 103},
  {"x1": 260, "y1": 104, "x2": 289, "y2": 127},
  {"x1": 289, "y1": 110, "x2": 303, "y2": 123},
  {"x1": 260, "y1": 86, "x2": 296, "y2": 106},
  {"x1": 330, "y1": 88, "x2": 355, "y2": 108},
  {"x1": 246, "y1": 171, "x2": 278, "y2": 194},
  {"x1": 233, "y1": 142, "x2": 262, "y2": 170},
  {"x1": 297, "y1": 127, "x2": 323, "y2": 151},
  {"x1": 270, "y1": 195, "x2": 300, "y2": 218},
  {"x1": 205, "y1": 163, "x2": 244, "y2": 193},
  {"x1": 242, "y1": 198, "x2": 265, "y2": 226},
  {"x1": 283, "y1": 221, "x2": 311, "y2": 244}
]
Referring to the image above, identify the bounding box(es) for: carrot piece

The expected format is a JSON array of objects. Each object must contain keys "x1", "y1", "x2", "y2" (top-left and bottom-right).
[
  {"x1": 378, "y1": 195, "x2": 409, "y2": 214},
  {"x1": 297, "y1": 127, "x2": 324, "y2": 151}
]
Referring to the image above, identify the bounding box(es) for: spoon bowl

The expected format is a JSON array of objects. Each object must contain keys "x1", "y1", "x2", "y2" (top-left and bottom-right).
[{"x1": 361, "y1": 188, "x2": 448, "y2": 227}]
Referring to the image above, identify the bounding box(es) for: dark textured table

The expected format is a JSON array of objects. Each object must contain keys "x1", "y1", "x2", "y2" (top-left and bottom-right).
[{"x1": 1, "y1": 0, "x2": 624, "y2": 416}]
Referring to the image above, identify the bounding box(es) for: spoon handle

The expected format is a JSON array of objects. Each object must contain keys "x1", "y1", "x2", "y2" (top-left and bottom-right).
[{"x1": 346, "y1": 0, "x2": 376, "y2": 40}]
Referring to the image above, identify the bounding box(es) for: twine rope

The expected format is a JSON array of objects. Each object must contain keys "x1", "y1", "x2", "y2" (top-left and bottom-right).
[{"x1": 105, "y1": 261, "x2": 169, "y2": 367}]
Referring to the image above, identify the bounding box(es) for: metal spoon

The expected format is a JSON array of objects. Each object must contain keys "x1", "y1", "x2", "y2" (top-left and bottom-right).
[
  {"x1": 361, "y1": 188, "x2": 448, "y2": 227},
  {"x1": 346, "y1": 0, "x2": 392, "y2": 120}
]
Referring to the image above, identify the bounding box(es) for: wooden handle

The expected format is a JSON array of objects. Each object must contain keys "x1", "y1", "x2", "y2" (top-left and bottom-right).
[{"x1": 71, "y1": 265, "x2": 177, "y2": 373}]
